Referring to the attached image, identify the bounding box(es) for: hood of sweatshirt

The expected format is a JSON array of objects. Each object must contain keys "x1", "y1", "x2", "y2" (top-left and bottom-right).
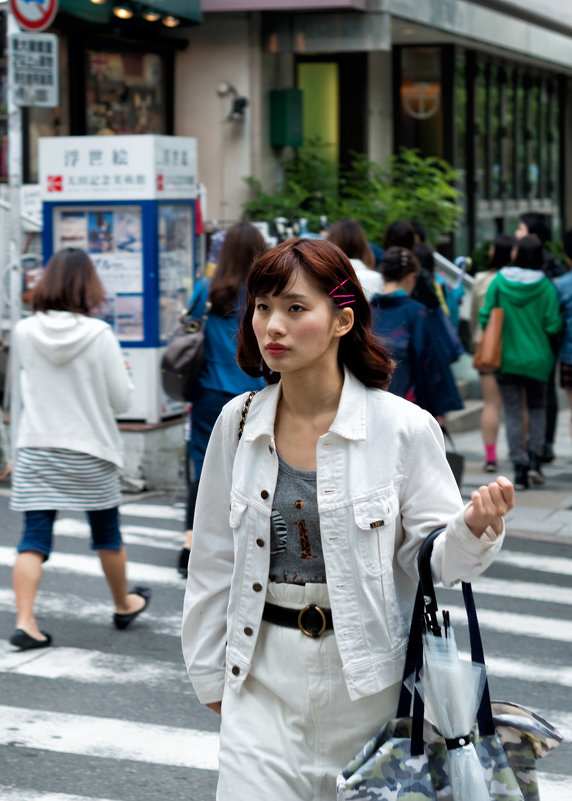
[
  {"x1": 21, "y1": 311, "x2": 108, "y2": 365},
  {"x1": 496, "y1": 267, "x2": 548, "y2": 306}
]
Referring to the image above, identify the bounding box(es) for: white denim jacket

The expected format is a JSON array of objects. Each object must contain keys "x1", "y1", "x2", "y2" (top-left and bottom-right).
[{"x1": 182, "y1": 369, "x2": 504, "y2": 704}]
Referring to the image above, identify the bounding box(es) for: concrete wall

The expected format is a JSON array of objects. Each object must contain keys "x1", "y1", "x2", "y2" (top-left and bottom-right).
[
  {"x1": 175, "y1": 16, "x2": 396, "y2": 223},
  {"x1": 367, "y1": 51, "x2": 393, "y2": 168},
  {"x1": 174, "y1": 14, "x2": 255, "y2": 226}
]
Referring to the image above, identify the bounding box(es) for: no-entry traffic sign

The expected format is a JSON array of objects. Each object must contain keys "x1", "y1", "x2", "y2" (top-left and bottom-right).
[{"x1": 9, "y1": 0, "x2": 59, "y2": 32}]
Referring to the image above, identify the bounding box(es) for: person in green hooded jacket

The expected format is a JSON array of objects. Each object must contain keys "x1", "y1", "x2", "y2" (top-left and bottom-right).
[{"x1": 479, "y1": 236, "x2": 562, "y2": 490}]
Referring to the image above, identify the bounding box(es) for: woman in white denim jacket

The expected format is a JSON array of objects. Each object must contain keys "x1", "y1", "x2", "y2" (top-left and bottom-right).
[{"x1": 182, "y1": 238, "x2": 514, "y2": 801}]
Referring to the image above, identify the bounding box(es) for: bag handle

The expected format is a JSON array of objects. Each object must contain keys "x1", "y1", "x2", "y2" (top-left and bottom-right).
[
  {"x1": 403, "y1": 529, "x2": 495, "y2": 754},
  {"x1": 237, "y1": 391, "x2": 258, "y2": 442},
  {"x1": 396, "y1": 527, "x2": 444, "y2": 720}
]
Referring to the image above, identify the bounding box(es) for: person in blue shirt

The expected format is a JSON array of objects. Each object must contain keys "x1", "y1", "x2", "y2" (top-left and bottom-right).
[
  {"x1": 178, "y1": 224, "x2": 267, "y2": 576},
  {"x1": 370, "y1": 247, "x2": 463, "y2": 418}
]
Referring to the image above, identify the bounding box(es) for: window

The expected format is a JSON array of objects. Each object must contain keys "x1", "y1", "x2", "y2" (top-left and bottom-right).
[
  {"x1": 398, "y1": 47, "x2": 444, "y2": 159},
  {"x1": 86, "y1": 50, "x2": 166, "y2": 136}
]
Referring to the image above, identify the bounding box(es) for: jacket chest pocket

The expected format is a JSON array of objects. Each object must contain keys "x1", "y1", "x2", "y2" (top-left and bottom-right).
[{"x1": 352, "y1": 495, "x2": 397, "y2": 575}]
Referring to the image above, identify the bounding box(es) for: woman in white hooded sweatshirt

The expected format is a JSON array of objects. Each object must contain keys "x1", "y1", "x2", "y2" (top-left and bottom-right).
[{"x1": 9, "y1": 248, "x2": 151, "y2": 650}]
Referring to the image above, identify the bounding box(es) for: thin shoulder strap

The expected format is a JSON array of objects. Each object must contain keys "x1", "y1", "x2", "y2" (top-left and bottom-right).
[
  {"x1": 189, "y1": 277, "x2": 211, "y2": 318},
  {"x1": 237, "y1": 391, "x2": 258, "y2": 442}
]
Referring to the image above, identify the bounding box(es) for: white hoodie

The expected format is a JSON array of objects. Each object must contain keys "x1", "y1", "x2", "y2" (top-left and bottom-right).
[{"x1": 12, "y1": 312, "x2": 133, "y2": 466}]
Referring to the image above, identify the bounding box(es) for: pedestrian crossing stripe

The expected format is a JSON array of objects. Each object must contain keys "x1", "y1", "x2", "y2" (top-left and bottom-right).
[
  {"x1": 119, "y1": 503, "x2": 185, "y2": 521},
  {"x1": 447, "y1": 602, "x2": 572, "y2": 642},
  {"x1": 2, "y1": 504, "x2": 572, "y2": 796},
  {"x1": 0, "y1": 704, "x2": 219, "y2": 771},
  {"x1": 0, "y1": 790, "x2": 121, "y2": 801},
  {"x1": 0, "y1": 777, "x2": 569, "y2": 801},
  {"x1": 459, "y1": 649, "x2": 572, "y2": 690},
  {"x1": 0, "y1": 641, "x2": 186, "y2": 685},
  {"x1": 0, "y1": 546, "x2": 184, "y2": 587},
  {"x1": 53, "y1": 517, "x2": 183, "y2": 549},
  {"x1": 2, "y1": 541, "x2": 572, "y2": 602},
  {"x1": 0, "y1": 588, "x2": 182, "y2": 637},
  {"x1": 0, "y1": 705, "x2": 568, "y2": 798},
  {"x1": 495, "y1": 549, "x2": 572, "y2": 576},
  {"x1": 2, "y1": 631, "x2": 572, "y2": 693},
  {"x1": 471, "y1": 575, "x2": 572, "y2": 606}
]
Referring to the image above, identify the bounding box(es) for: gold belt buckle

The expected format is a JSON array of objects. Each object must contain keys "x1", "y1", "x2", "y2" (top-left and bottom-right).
[{"x1": 297, "y1": 603, "x2": 327, "y2": 638}]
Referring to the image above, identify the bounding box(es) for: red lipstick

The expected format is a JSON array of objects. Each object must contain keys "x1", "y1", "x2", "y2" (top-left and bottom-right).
[{"x1": 265, "y1": 343, "x2": 288, "y2": 356}]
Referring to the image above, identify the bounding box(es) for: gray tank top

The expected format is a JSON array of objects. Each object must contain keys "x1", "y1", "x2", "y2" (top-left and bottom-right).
[{"x1": 269, "y1": 452, "x2": 326, "y2": 585}]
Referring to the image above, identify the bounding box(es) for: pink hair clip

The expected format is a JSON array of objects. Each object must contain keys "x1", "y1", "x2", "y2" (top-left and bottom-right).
[{"x1": 330, "y1": 278, "x2": 355, "y2": 306}]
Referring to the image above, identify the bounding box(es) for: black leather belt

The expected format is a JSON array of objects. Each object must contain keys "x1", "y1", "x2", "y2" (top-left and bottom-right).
[{"x1": 262, "y1": 602, "x2": 333, "y2": 639}]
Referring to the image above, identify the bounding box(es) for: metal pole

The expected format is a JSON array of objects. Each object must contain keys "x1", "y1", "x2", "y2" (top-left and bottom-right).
[
  {"x1": 4, "y1": 10, "x2": 23, "y2": 413},
  {"x1": 7, "y1": 10, "x2": 22, "y2": 341}
]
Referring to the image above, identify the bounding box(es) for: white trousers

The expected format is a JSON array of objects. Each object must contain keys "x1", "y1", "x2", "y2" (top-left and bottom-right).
[{"x1": 216, "y1": 582, "x2": 401, "y2": 801}]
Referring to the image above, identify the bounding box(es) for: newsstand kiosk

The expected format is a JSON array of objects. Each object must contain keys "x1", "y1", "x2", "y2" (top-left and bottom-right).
[{"x1": 39, "y1": 134, "x2": 198, "y2": 425}]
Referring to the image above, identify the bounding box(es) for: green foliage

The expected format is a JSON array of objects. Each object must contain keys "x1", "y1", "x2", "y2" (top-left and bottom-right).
[
  {"x1": 545, "y1": 239, "x2": 566, "y2": 265},
  {"x1": 242, "y1": 140, "x2": 338, "y2": 233},
  {"x1": 381, "y1": 149, "x2": 463, "y2": 244},
  {"x1": 242, "y1": 142, "x2": 463, "y2": 244}
]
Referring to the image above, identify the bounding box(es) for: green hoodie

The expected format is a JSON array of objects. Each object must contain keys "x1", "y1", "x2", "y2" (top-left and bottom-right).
[{"x1": 479, "y1": 268, "x2": 561, "y2": 381}]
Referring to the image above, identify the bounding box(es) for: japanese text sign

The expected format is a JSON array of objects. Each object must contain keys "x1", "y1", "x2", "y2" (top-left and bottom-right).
[
  {"x1": 9, "y1": 33, "x2": 59, "y2": 108},
  {"x1": 39, "y1": 135, "x2": 198, "y2": 201}
]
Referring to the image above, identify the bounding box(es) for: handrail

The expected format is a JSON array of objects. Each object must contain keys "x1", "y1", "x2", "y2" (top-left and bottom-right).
[{"x1": 433, "y1": 251, "x2": 474, "y2": 290}]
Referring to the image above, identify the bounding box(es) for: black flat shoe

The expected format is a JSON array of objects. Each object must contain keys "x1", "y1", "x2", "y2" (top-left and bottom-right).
[
  {"x1": 113, "y1": 586, "x2": 152, "y2": 630},
  {"x1": 10, "y1": 628, "x2": 52, "y2": 650},
  {"x1": 178, "y1": 547, "x2": 190, "y2": 578}
]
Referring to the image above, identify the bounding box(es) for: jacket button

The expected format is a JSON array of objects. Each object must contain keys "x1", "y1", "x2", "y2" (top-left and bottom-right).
[
  {"x1": 244, "y1": 627, "x2": 253, "y2": 636},
  {"x1": 231, "y1": 665, "x2": 240, "y2": 676},
  {"x1": 256, "y1": 538, "x2": 265, "y2": 547},
  {"x1": 260, "y1": 490, "x2": 269, "y2": 499},
  {"x1": 252, "y1": 582, "x2": 263, "y2": 592}
]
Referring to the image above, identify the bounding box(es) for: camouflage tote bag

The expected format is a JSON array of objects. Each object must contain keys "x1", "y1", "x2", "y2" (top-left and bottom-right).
[
  {"x1": 337, "y1": 530, "x2": 562, "y2": 801},
  {"x1": 337, "y1": 702, "x2": 560, "y2": 801}
]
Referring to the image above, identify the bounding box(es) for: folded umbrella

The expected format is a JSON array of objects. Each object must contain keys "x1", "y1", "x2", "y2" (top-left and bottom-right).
[{"x1": 418, "y1": 610, "x2": 490, "y2": 801}]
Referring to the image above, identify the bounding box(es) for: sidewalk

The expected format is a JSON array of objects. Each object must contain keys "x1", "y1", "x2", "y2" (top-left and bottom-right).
[{"x1": 452, "y1": 408, "x2": 572, "y2": 543}]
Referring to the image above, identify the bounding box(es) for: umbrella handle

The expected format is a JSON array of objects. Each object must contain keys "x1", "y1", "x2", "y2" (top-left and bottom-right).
[{"x1": 415, "y1": 528, "x2": 496, "y2": 739}]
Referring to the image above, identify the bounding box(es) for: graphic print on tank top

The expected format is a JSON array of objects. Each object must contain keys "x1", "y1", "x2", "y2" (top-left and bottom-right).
[{"x1": 269, "y1": 454, "x2": 326, "y2": 584}]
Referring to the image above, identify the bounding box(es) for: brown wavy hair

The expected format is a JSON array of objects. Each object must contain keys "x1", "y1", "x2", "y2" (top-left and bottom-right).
[
  {"x1": 237, "y1": 238, "x2": 394, "y2": 387},
  {"x1": 208, "y1": 223, "x2": 267, "y2": 316},
  {"x1": 32, "y1": 248, "x2": 106, "y2": 315}
]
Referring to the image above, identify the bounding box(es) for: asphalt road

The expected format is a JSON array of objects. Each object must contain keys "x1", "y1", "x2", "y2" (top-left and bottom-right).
[{"x1": 0, "y1": 485, "x2": 571, "y2": 800}]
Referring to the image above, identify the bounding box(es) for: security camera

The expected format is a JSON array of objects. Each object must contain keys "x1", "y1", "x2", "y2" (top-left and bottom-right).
[
  {"x1": 217, "y1": 81, "x2": 235, "y2": 97},
  {"x1": 229, "y1": 97, "x2": 249, "y2": 120}
]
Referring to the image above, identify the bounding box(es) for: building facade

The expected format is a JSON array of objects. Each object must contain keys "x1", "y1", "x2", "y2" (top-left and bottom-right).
[
  {"x1": 2, "y1": 0, "x2": 572, "y2": 254},
  {"x1": 176, "y1": 0, "x2": 572, "y2": 253}
]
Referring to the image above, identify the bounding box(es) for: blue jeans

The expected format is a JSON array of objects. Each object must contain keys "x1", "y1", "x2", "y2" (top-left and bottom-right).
[
  {"x1": 18, "y1": 507, "x2": 122, "y2": 562},
  {"x1": 186, "y1": 386, "x2": 235, "y2": 529}
]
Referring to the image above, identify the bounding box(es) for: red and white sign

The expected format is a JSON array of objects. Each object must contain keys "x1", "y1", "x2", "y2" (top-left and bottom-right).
[
  {"x1": 47, "y1": 175, "x2": 63, "y2": 192},
  {"x1": 9, "y1": 0, "x2": 59, "y2": 32}
]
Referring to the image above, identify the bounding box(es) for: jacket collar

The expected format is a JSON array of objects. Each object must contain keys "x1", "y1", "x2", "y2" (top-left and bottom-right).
[{"x1": 243, "y1": 367, "x2": 367, "y2": 443}]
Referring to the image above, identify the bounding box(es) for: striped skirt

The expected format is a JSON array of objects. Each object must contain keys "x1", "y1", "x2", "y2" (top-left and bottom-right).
[{"x1": 10, "y1": 448, "x2": 122, "y2": 511}]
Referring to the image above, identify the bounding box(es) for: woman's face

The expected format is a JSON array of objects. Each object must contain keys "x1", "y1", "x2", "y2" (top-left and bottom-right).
[{"x1": 252, "y1": 269, "x2": 353, "y2": 376}]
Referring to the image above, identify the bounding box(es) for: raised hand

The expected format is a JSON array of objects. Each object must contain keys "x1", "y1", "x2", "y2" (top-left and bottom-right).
[{"x1": 464, "y1": 476, "x2": 514, "y2": 539}]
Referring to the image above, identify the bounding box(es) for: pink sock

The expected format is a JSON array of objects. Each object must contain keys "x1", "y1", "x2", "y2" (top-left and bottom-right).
[{"x1": 485, "y1": 444, "x2": 496, "y2": 463}]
